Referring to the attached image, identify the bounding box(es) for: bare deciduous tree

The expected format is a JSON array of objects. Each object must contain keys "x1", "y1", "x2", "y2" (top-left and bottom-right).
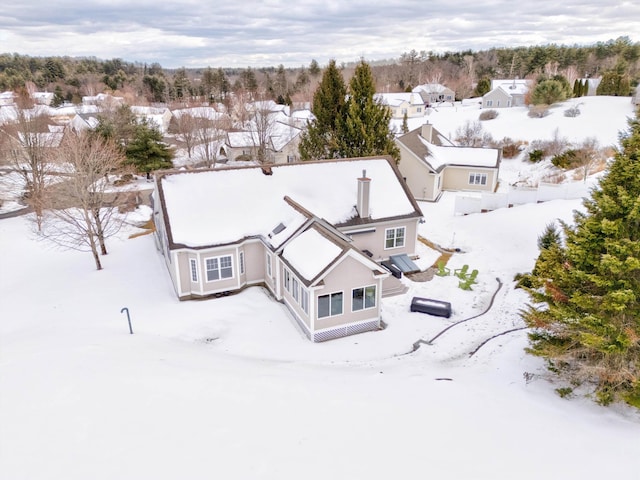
[
  {"x1": 0, "y1": 102, "x2": 60, "y2": 230},
  {"x1": 41, "y1": 131, "x2": 126, "y2": 270},
  {"x1": 454, "y1": 120, "x2": 493, "y2": 147}
]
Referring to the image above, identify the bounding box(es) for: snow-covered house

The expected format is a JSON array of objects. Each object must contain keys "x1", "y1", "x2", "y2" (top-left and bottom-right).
[
  {"x1": 32, "y1": 92, "x2": 54, "y2": 106},
  {"x1": 225, "y1": 120, "x2": 303, "y2": 164},
  {"x1": 82, "y1": 93, "x2": 125, "y2": 108},
  {"x1": 0, "y1": 91, "x2": 16, "y2": 107},
  {"x1": 411, "y1": 84, "x2": 455, "y2": 105},
  {"x1": 131, "y1": 106, "x2": 172, "y2": 134},
  {"x1": 374, "y1": 92, "x2": 425, "y2": 119},
  {"x1": 152, "y1": 157, "x2": 424, "y2": 342},
  {"x1": 396, "y1": 123, "x2": 501, "y2": 201},
  {"x1": 69, "y1": 112, "x2": 101, "y2": 132},
  {"x1": 482, "y1": 79, "x2": 531, "y2": 108}
]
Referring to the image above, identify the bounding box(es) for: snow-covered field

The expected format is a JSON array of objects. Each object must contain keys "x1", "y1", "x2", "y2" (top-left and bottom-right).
[{"x1": 1, "y1": 96, "x2": 639, "y2": 479}]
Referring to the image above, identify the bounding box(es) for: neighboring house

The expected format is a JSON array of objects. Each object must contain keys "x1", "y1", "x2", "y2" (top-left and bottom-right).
[
  {"x1": 32, "y1": 92, "x2": 54, "y2": 106},
  {"x1": 0, "y1": 91, "x2": 16, "y2": 107},
  {"x1": 374, "y1": 92, "x2": 425, "y2": 119},
  {"x1": 82, "y1": 93, "x2": 125, "y2": 108},
  {"x1": 130, "y1": 106, "x2": 173, "y2": 134},
  {"x1": 152, "y1": 157, "x2": 424, "y2": 342},
  {"x1": 396, "y1": 123, "x2": 501, "y2": 201},
  {"x1": 411, "y1": 84, "x2": 455, "y2": 105},
  {"x1": 225, "y1": 120, "x2": 303, "y2": 164},
  {"x1": 69, "y1": 112, "x2": 101, "y2": 132},
  {"x1": 578, "y1": 77, "x2": 602, "y2": 96},
  {"x1": 482, "y1": 79, "x2": 531, "y2": 108}
]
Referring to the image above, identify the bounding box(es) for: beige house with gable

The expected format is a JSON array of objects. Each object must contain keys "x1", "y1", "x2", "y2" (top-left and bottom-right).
[
  {"x1": 375, "y1": 92, "x2": 425, "y2": 119},
  {"x1": 396, "y1": 123, "x2": 501, "y2": 201},
  {"x1": 153, "y1": 157, "x2": 424, "y2": 342}
]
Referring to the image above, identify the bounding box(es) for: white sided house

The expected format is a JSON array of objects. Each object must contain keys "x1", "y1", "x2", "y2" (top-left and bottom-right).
[
  {"x1": 396, "y1": 123, "x2": 501, "y2": 202},
  {"x1": 482, "y1": 79, "x2": 531, "y2": 108},
  {"x1": 374, "y1": 92, "x2": 425, "y2": 119},
  {"x1": 153, "y1": 158, "x2": 424, "y2": 342}
]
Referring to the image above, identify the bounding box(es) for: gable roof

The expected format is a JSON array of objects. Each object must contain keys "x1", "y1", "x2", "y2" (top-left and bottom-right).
[
  {"x1": 155, "y1": 157, "x2": 423, "y2": 249},
  {"x1": 374, "y1": 92, "x2": 424, "y2": 107},
  {"x1": 397, "y1": 126, "x2": 501, "y2": 172}
]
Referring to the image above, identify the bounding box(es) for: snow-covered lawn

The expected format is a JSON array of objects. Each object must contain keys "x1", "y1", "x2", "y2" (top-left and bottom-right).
[
  {"x1": 1, "y1": 192, "x2": 639, "y2": 479},
  {"x1": 1, "y1": 95, "x2": 639, "y2": 479}
]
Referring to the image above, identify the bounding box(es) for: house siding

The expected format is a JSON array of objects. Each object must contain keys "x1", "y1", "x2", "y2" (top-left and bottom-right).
[
  {"x1": 442, "y1": 166, "x2": 498, "y2": 192},
  {"x1": 243, "y1": 240, "x2": 265, "y2": 284},
  {"x1": 482, "y1": 89, "x2": 511, "y2": 109},
  {"x1": 312, "y1": 256, "x2": 382, "y2": 331},
  {"x1": 397, "y1": 143, "x2": 440, "y2": 201},
  {"x1": 341, "y1": 219, "x2": 419, "y2": 262}
]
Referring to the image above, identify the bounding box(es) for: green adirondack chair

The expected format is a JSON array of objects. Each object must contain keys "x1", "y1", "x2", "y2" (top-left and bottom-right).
[
  {"x1": 459, "y1": 269, "x2": 479, "y2": 290},
  {"x1": 454, "y1": 264, "x2": 469, "y2": 279},
  {"x1": 435, "y1": 260, "x2": 450, "y2": 276}
]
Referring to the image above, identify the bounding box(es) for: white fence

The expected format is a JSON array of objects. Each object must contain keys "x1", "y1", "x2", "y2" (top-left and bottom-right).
[{"x1": 454, "y1": 182, "x2": 591, "y2": 215}]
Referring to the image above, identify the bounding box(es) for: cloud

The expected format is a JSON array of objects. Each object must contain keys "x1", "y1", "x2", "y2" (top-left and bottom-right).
[{"x1": 0, "y1": 0, "x2": 637, "y2": 68}]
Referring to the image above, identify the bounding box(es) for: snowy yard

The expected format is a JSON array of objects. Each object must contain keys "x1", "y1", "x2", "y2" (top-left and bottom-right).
[{"x1": 1, "y1": 96, "x2": 639, "y2": 479}]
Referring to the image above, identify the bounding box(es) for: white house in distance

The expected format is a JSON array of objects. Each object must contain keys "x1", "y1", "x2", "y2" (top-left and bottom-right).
[
  {"x1": 374, "y1": 92, "x2": 425, "y2": 119},
  {"x1": 482, "y1": 79, "x2": 531, "y2": 108},
  {"x1": 152, "y1": 157, "x2": 424, "y2": 342},
  {"x1": 396, "y1": 123, "x2": 501, "y2": 201},
  {"x1": 411, "y1": 84, "x2": 455, "y2": 105}
]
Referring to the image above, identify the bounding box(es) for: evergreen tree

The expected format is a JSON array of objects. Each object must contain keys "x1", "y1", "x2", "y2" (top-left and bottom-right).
[
  {"x1": 401, "y1": 111, "x2": 409, "y2": 134},
  {"x1": 573, "y1": 79, "x2": 582, "y2": 98},
  {"x1": 125, "y1": 121, "x2": 174, "y2": 178},
  {"x1": 531, "y1": 79, "x2": 571, "y2": 105},
  {"x1": 298, "y1": 59, "x2": 346, "y2": 160},
  {"x1": 521, "y1": 113, "x2": 640, "y2": 408},
  {"x1": 475, "y1": 77, "x2": 491, "y2": 97},
  {"x1": 335, "y1": 60, "x2": 400, "y2": 162}
]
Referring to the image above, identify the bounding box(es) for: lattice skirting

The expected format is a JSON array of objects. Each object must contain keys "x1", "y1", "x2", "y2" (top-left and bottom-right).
[{"x1": 313, "y1": 319, "x2": 380, "y2": 343}]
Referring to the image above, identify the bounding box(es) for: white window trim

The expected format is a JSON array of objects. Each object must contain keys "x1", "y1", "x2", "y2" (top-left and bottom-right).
[
  {"x1": 204, "y1": 255, "x2": 234, "y2": 283},
  {"x1": 352, "y1": 284, "x2": 377, "y2": 312},
  {"x1": 317, "y1": 291, "x2": 344, "y2": 319},
  {"x1": 300, "y1": 288, "x2": 309, "y2": 315},
  {"x1": 469, "y1": 172, "x2": 488, "y2": 186},
  {"x1": 266, "y1": 253, "x2": 272, "y2": 278},
  {"x1": 190, "y1": 258, "x2": 198, "y2": 283},
  {"x1": 384, "y1": 226, "x2": 406, "y2": 250}
]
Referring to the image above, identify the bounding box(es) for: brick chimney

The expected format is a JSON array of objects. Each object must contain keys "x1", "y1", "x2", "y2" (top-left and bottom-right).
[
  {"x1": 421, "y1": 122, "x2": 433, "y2": 142},
  {"x1": 357, "y1": 170, "x2": 371, "y2": 219}
]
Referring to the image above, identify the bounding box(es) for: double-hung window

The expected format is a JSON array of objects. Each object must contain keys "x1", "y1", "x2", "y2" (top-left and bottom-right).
[
  {"x1": 284, "y1": 269, "x2": 291, "y2": 292},
  {"x1": 206, "y1": 255, "x2": 233, "y2": 281},
  {"x1": 385, "y1": 227, "x2": 405, "y2": 249},
  {"x1": 292, "y1": 278, "x2": 299, "y2": 302},
  {"x1": 469, "y1": 173, "x2": 487, "y2": 185},
  {"x1": 317, "y1": 292, "x2": 343, "y2": 318},
  {"x1": 352, "y1": 285, "x2": 376, "y2": 311}
]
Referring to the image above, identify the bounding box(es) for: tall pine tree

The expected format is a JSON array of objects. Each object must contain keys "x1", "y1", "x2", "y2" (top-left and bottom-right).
[
  {"x1": 299, "y1": 60, "x2": 346, "y2": 160},
  {"x1": 336, "y1": 60, "x2": 399, "y2": 162},
  {"x1": 521, "y1": 112, "x2": 640, "y2": 407}
]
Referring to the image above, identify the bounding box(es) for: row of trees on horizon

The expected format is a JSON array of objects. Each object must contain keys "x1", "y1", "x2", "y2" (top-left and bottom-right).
[{"x1": 1, "y1": 36, "x2": 638, "y2": 107}]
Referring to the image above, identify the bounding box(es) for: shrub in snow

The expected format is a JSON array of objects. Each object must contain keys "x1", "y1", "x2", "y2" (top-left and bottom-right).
[
  {"x1": 564, "y1": 105, "x2": 581, "y2": 117},
  {"x1": 528, "y1": 149, "x2": 544, "y2": 163},
  {"x1": 479, "y1": 109, "x2": 499, "y2": 121},
  {"x1": 528, "y1": 105, "x2": 550, "y2": 118}
]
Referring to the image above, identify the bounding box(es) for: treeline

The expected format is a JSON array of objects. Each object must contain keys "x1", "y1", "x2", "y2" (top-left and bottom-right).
[{"x1": 0, "y1": 36, "x2": 638, "y2": 105}]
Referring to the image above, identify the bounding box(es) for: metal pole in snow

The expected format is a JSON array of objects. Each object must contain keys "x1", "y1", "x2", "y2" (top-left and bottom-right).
[{"x1": 120, "y1": 307, "x2": 133, "y2": 334}]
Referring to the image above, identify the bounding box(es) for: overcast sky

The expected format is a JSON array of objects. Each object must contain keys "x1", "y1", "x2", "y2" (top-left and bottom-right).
[{"x1": 1, "y1": 1, "x2": 638, "y2": 69}]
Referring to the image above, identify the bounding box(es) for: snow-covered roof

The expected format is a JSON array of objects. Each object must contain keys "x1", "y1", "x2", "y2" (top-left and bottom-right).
[
  {"x1": 157, "y1": 158, "x2": 421, "y2": 248},
  {"x1": 375, "y1": 92, "x2": 424, "y2": 107},
  {"x1": 171, "y1": 106, "x2": 225, "y2": 120},
  {"x1": 490, "y1": 79, "x2": 531, "y2": 90},
  {"x1": 282, "y1": 226, "x2": 343, "y2": 281},
  {"x1": 419, "y1": 138, "x2": 500, "y2": 170},
  {"x1": 269, "y1": 121, "x2": 302, "y2": 151},
  {"x1": 397, "y1": 125, "x2": 500, "y2": 172},
  {"x1": 412, "y1": 84, "x2": 452, "y2": 94}
]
